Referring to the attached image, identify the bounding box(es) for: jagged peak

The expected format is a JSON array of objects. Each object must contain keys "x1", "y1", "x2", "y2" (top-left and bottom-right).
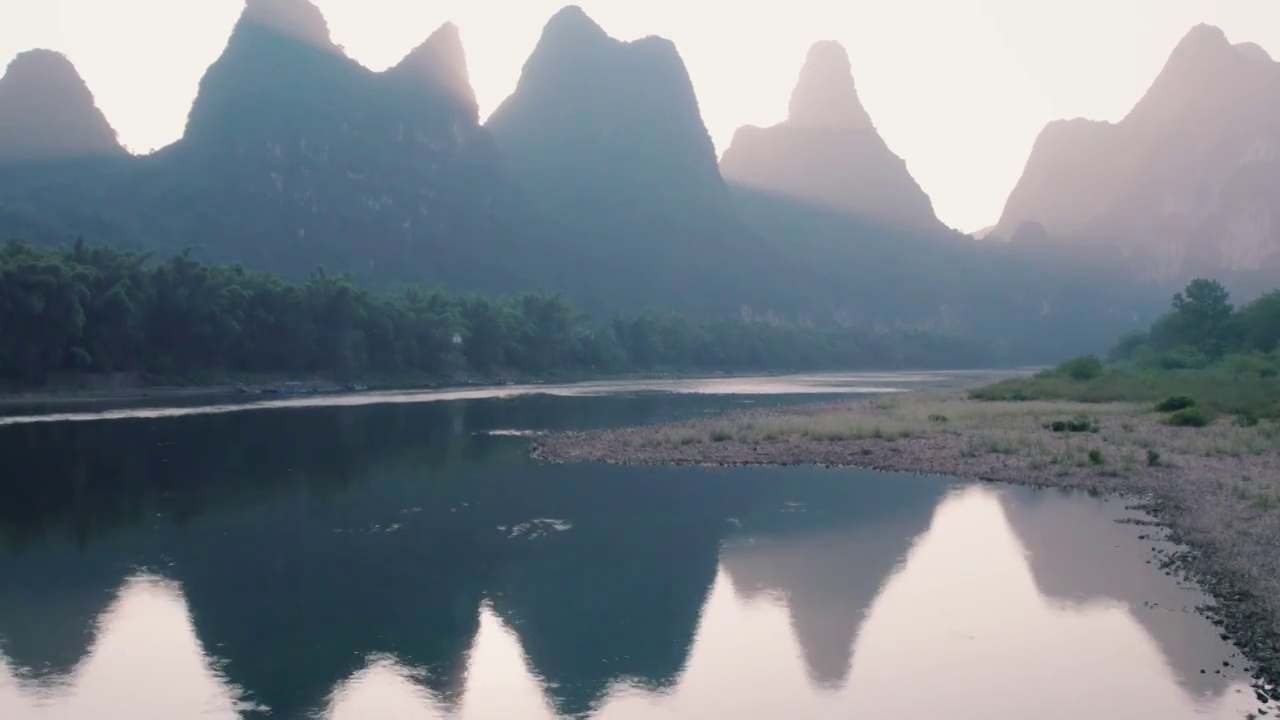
[
  {"x1": 1163, "y1": 23, "x2": 1238, "y2": 70},
  {"x1": 1126, "y1": 23, "x2": 1270, "y2": 124},
  {"x1": 542, "y1": 5, "x2": 608, "y2": 41},
  {"x1": 787, "y1": 41, "x2": 873, "y2": 130},
  {"x1": 424, "y1": 21, "x2": 463, "y2": 51},
  {"x1": 388, "y1": 22, "x2": 478, "y2": 114},
  {"x1": 507, "y1": 7, "x2": 698, "y2": 103},
  {"x1": 1182, "y1": 23, "x2": 1229, "y2": 44},
  {"x1": 504, "y1": 5, "x2": 615, "y2": 93},
  {"x1": 239, "y1": 0, "x2": 341, "y2": 53}
]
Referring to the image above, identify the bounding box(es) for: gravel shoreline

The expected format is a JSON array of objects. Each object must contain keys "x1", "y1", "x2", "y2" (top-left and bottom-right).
[{"x1": 533, "y1": 394, "x2": 1280, "y2": 696}]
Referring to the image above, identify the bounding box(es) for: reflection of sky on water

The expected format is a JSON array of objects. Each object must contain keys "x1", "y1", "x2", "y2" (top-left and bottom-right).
[
  {"x1": 0, "y1": 575, "x2": 253, "y2": 720},
  {"x1": 0, "y1": 369, "x2": 1005, "y2": 427},
  {"x1": 0, "y1": 486, "x2": 1258, "y2": 720}
]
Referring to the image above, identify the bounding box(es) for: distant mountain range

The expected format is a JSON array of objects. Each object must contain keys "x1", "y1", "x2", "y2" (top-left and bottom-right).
[
  {"x1": 994, "y1": 24, "x2": 1280, "y2": 290},
  {"x1": 0, "y1": 0, "x2": 1220, "y2": 359}
]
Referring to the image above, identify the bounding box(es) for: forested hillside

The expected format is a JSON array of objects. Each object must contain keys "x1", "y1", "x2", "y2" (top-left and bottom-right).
[{"x1": 0, "y1": 240, "x2": 996, "y2": 385}]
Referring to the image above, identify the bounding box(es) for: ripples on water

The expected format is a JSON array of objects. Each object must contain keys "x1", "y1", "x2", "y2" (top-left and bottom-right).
[{"x1": 0, "y1": 373, "x2": 1263, "y2": 719}]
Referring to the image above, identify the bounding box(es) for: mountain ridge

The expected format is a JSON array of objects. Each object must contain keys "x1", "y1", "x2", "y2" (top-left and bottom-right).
[
  {"x1": 994, "y1": 23, "x2": 1280, "y2": 285},
  {"x1": 2, "y1": 0, "x2": 544, "y2": 298},
  {"x1": 0, "y1": 3, "x2": 1167, "y2": 360}
]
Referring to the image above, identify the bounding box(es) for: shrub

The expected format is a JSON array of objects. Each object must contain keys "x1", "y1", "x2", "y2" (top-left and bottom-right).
[
  {"x1": 1155, "y1": 396, "x2": 1197, "y2": 413},
  {"x1": 928, "y1": 414, "x2": 950, "y2": 424},
  {"x1": 1165, "y1": 407, "x2": 1211, "y2": 427},
  {"x1": 710, "y1": 429, "x2": 733, "y2": 442},
  {"x1": 1088, "y1": 449, "x2": 1105, "y2": 466},
  {"x1": 1057, "y1": 355, "x2": 1104, "y2": 381},
  {"x1": 1235, "y1": 413, "x2": 1260, "y2": 428},
  {"x1": 1146, "y1": 449, "x2": 1161, "y2": 467}
]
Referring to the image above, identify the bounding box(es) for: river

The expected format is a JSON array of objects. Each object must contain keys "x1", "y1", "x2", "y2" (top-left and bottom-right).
[{"x1": 0, "y1": 373, "x2": 1261, "y2": 719}]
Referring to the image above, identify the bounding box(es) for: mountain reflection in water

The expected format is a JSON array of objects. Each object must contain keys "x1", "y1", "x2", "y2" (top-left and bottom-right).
[{"x1": 0, "y1": 387, "x2": 1261, "y2": 719}]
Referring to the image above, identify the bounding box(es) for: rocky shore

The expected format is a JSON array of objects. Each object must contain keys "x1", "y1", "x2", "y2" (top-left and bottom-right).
[{"x1": 533, "y1": 393, "x2": 1280, "y2": 697}]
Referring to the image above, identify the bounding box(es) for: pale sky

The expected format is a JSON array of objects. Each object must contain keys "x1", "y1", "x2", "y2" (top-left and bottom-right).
[{"x1": 3, "y1": 0, "x2": 1278, "y2": 232}]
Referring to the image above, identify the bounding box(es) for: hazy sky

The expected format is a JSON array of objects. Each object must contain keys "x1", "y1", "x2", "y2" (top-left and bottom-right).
[{"x1": 4, "y1": 0, "x2": 1278, "y2": 231}]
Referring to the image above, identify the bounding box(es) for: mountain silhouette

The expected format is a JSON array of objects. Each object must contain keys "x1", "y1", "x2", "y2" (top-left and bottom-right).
[
  {"x1": 994, "y1": 24, "x2": 1280, "y2": 287},
  {"x1": 160, "y1": 0, "x2": 538, "y2": 292},
  {"x1": 720, "y1": 473, "x2": 942, "y2": 690},
  {"x1": 998, "y1": 491, "x2": 1244, "y2": 701},
  {"x1": 486, "y1": 6, "x2": 789, "y2": 316},
  {"x1": 488, "y1": 6, "x2": 727, "y2": 211},
  {"x1": 384, "y1": 22, "x2": 478, "y2": 115},
  {"x1": 0, "y1": 50, "x2": 125, "y2": 164},
  {"x1": 0, "y1": 3, "x2": 1177, "y2": 355},
  {"x1": 0, "y1": 0, "x2": 543, "y2": 297},
  {"x1": 721, "y1": 42, "x2": 945, "y2": 234}
]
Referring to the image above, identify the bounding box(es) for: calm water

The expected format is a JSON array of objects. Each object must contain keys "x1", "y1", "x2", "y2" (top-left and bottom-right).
[{"x1": 0, "y1": 374, "x2": 1261, "y2": 719}]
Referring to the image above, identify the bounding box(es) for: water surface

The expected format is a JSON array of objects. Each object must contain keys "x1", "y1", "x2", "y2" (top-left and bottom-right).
[{"x1": 0, "y1": 374, "x2": 1260, "y2": 719}]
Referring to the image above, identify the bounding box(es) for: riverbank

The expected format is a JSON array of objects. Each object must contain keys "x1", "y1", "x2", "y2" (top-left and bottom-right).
[
  {"x1": 0, "y1": 370, "x2": 703, "y2": 412},
  {"x1": 532, "y1": 392, "x2": 1280, "y2": 693},
  {"x1": 0, "y1": 367, "x2": 1022, "y2": 414}
]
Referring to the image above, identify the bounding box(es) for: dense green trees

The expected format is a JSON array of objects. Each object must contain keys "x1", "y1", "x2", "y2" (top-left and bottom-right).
[
  {"x1": 0, "y1": 240, "x2": 994, "y2": 386},
  {"x1": 974, "y1": 279, "x2": 1280, "y2": 420},
  {"x1": 1112, "y1": 278, "x2": 1279, "y2": 365},
  {"x1": 1237, "y1": 291, "x2": 1280, "y2": 354}
]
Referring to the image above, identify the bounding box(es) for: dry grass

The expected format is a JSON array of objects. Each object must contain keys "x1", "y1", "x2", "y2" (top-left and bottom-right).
[{"x1": 627, "y1": 393, "x2": 1280, "y2": 475}]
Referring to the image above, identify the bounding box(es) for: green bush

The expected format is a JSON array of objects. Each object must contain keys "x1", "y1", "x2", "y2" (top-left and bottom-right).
[
  {"x1": 1165, "y1": 407, "x2": 1211, "y2": 427},
  {"x1": 1088, "y1": 449, "x2": 1105, "y2": 466},
  {"x1": 710, "y1": 429, "x2": 733, "y2": 442},
  {"x1": 1146, "y1": 449, "x2": 1161, "y2": 467},
  {"x1": 1057, "y1": 355, "x2": 1104, "y2": 381},
  {"x1": 1155, "y1": 396, "x2": 1197, "y2": 413}
]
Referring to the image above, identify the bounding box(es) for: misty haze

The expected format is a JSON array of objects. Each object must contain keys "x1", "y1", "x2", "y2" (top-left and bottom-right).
[{"x1": 1, "y1": 1, "x2": 1279, "y2": 719}]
